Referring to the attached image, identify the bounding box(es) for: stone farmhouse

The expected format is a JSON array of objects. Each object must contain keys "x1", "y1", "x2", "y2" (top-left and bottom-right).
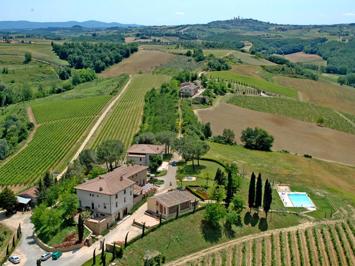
[
  {"x1": 147, "y1": 190, "x2": 198, "y2": 219},
  {"x1": 127, "y1": 144, "x2": 165, "y2": 166},
  {"x1": 75, "y1": 165, "x2": 148, "y2": 234}
]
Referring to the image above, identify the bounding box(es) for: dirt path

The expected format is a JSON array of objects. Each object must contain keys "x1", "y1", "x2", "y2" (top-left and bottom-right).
[
  {"x1": 166, "y1": 220, "x2": 342, "y2": 266},
  {"x1": 322, "y1": 226, "x2": 339, "y2": 266},
  {"x1": 306, "y1": 228, "x2": 319, "y2": 266},
  {"x1": 56, "y1": 76, "x2": 132, "y2": 180},
  {"x1": 299, "y1": 230, "x2": 311, "y2": 266},
  {"x1": 335, "y1": 110, "x2": 355, "y2": 128},
  {"x1": 315, "y1": 227, "x2": 330, "y2": 266},
  {"x1": 290, "y1": 231, "x2": 300, "y2": 266}
]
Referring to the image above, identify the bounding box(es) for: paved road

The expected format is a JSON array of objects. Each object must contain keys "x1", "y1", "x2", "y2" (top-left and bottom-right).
[
  {"x1": 157, "y1": 163, "x2": 177, "y2": 192},
  {"x1": 2, "y1": 212, "x2": 46, "y2": 266}
]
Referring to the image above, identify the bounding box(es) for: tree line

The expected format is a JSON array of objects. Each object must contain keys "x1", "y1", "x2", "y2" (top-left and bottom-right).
[
  {"x1": 52, "y1": 42, "x2": 138, "y2": 73},
  {"x1": 140, "y1": 80, "x2": 179, "y2": 134},
  {"x1": 0, "y1": 108, "x2": 33, "y2": 160}
]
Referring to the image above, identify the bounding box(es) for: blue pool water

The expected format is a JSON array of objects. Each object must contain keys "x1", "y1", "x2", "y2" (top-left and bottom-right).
[{"x1": 288, "y1": 193, "x2": 315, "y2": 208}]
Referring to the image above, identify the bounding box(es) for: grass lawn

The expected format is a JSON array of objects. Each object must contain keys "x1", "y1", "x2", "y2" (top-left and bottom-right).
[
  {"x1": 114, "y1": 210, "x2": 301, "y2": 265},
  {"x1": 0, "y1": 224, "x2": 12, "y2": 262},
  {"x1": 177, "y1": 160, "x2": 225, "y2": 188},
  {"x1": 47, "y1": 226, "x2": 90, "y2": 246},
  {"x1": 228, "y1": 95, "x2": 355, "y2": 134},
  {"x1": 83, "y1": 252, "x2": 113, "y2": 266},
  {"x1": 208, "y1": 70, "x2": 297, "y2": 98},
  {"x1": 206, "y1": 142, "x2": 355, "y2": 215}
]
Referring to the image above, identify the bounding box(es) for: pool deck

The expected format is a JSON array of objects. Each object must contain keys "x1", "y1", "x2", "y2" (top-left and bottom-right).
[
  {"x1": 276, "y1": 185, "x2": 316, "y2": 211},
  {"x1": 278, "y1": 191, "x2": 294, "y2": 207}
]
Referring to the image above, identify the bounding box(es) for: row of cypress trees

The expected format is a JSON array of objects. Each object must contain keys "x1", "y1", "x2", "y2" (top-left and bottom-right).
[{"x1": 248, "y1": 172, "x2": 273, "y2": 217}]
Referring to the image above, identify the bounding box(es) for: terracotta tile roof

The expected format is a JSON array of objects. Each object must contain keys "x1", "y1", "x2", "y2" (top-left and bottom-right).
[
  {"x1": 75, "y1": 165, "x2": 147, "y2": 195},
  {"x1": 127, "y1": 144, "x2": 165, "y2": 155},
  {"x1": 19, "y1": 186, "x2": 37, "y2": 199},
  {"x1": 153, "y1": 190, "x2": 197, "y2": 207}
]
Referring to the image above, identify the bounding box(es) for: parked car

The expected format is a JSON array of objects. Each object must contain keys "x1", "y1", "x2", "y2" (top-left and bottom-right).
[
  {"x1": 171, "y1": 161, "x2": 177, "y2": 167},
  {"x1": 52, "y1": 251, "x2": 62, "y2": 260},
  {"x1": 8, "y1": 256, "x2": 20, "y2": 264},
  {"x1": 40, "y1": 252, "x2": 52, "y2": 261}
]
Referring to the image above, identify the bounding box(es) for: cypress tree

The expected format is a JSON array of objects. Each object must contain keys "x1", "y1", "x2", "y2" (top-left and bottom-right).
[
  {"x1": 248, "y1": 172, "x2": 256, "y2": 210},
  {"x1": 43, "y1": 171, "x2": 53, "y2": 188},
  {"x1": 112, "y1": 243, "x2": 116, "y2": 261},
  {"x1": 124, "y1": 232, "x2": 129, "y2": 248},
  {"x1": 101, "y1": 243, "x2": 105, "y2": 262},
  {"x1": 93, "y1": 248, "x2": 96, "y2": 265},
  {"x1": 214, "y1": 168, "x2": 225, "y2": 186},
  {"x1": 225, "y1": 167, "x2": 235, "y2": 208},
  {"x1": 78, "y1": 214, "x2": 84, "y2": 242},
  {"x1": 142, "y1": 223, "x2": 146, "y2": 238},
  {"x1": 263, "y1": 179, "x2": 273, "y2": 217},
  {"x1": 255, "y1": 173, "x2": 263, "y2": 210}
]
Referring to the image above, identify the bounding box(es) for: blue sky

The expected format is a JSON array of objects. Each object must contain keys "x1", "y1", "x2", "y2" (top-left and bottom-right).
[{"x1": 1, "y1": 0, "x2": 355, "y2": 25}]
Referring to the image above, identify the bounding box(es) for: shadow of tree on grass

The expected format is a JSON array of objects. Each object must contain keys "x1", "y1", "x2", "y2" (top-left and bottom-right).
[{"x1": 201, "y1": 220, "x2": 222, "y2": 243}]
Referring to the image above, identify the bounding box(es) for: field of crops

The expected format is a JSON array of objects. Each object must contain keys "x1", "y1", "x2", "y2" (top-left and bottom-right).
[
  {"x1": 228, "y1": 96, "x2": 355, "y2": 134},
  {"x1": 208, "y1": 71, "x2": 297, "y2": 98},
  {"x1": 0, "y1": 41, "x2": 67, "y2": 65},
  {"x1": 89, "y1": 74, "x2": 170, "y2": 149},
  {"x1": 176, "y1": 219, "x2": 355, "y2": 266},
  {"x1": 0, "y1": 76, "x2": 128, "y2": 186}
]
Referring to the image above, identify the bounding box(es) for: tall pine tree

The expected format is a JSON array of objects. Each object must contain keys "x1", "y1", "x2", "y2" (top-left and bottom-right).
[
  {"x1": 248, "y1": 172, "x2": 256, "y2": 210},
  {"x1": 255, "y1": 173, "x2": 263, "y2": 210},
  {"x1": 263, "y1": 179, "x2": 273, "y2": 217}
]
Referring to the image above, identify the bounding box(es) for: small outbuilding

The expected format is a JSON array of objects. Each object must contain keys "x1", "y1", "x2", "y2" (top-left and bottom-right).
[
  {"x1": 180, "y1": 82, "x2": 200, "y2": 98},
  {"x1": 147, "y1": 190, "x2": 198, "y2": 219}
]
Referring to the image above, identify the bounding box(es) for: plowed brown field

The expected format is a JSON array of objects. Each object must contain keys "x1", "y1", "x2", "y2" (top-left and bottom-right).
[{"x1": 197, "y1": 103, "x2": 355, "y2": 165}]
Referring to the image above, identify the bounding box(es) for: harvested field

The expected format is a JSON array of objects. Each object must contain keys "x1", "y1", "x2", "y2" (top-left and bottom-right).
[
  {"x1": 274, "y1": 76, "x2": 355, "y2": 115},
  {"x1": 203, "y1": 49, "x2": 274, "y2": 65},
  {"x1": 100, "y1": 49, "x2": 175, "y2": 77},
  {"x1": 197, "y1": 103, "x2": 355, "y2": 165},
  {"x1": 283, "y1": 52, "x2": 327, "y2": 65}
]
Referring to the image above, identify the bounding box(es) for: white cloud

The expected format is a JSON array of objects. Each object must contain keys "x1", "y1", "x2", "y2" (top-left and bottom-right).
[
  {"x1": 343, "y1": 12, "x2": 355, "y2": 17},
  {"x1": 176, "y1": 11, "x2": 185, "y2": 16}
]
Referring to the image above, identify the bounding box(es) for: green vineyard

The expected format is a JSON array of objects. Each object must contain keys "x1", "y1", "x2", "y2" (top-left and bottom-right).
[
  {"x1": 0, "y1": 76, "x2": 128, "y2": 186},
  {"x1": 89, "y1": 74, "x2": 170, "y2": 149},
  {"x1": 173, "y1": 219, "x2": 355, "y2": 266}
]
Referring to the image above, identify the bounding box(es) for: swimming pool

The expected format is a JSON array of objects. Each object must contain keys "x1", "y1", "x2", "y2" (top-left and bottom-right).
[{"x1": 288, "y1": 193, "x2": 315, "y2": 208}]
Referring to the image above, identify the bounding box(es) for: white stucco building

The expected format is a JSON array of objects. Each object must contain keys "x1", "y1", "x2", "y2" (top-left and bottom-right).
[{"x1": 75, "y1": 165, "x2": 148, "y2": 221}]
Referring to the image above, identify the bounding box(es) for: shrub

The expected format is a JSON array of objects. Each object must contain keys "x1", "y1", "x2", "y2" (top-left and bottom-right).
[
  {"x1": 240, "y1": 127, "x2": 274, "y2": 151},
  {"x1": 71, "y1": 68, "x2": 96, "y2": 85}
]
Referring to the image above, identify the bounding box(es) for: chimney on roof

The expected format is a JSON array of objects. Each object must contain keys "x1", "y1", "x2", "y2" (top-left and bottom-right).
[
  {"x1": 120, "y1": 176, "x2": 123, "y2": 181},
  {"x1": 99, "y1": 187, "x2": 103, "y2": 191}
]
